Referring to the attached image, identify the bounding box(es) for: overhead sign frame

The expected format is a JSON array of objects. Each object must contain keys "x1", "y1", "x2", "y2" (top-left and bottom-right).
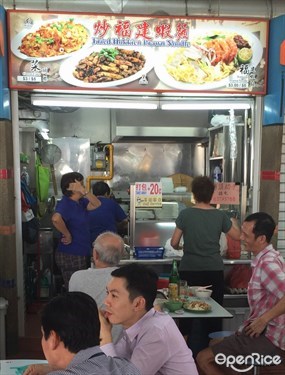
[{"x1": 7, "y1": 10, "x2": 268, "y2": 95}]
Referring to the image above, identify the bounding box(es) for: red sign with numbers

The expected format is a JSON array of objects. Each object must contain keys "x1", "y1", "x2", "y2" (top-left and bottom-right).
[{"x1": 135, "y1": 182, "x2": 162, "y2": 207}]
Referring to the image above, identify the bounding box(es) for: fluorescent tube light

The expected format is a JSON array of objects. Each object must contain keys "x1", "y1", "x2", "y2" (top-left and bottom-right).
[
  {"x1": 32, "y1": 89, "x2": 157, "y2": 96},
  {"x1": 161, "y1": 102, "x2": 251, "y2": 110},
  {"x1": 31, "y1": 96, "x2": 158, "y2": 109}
]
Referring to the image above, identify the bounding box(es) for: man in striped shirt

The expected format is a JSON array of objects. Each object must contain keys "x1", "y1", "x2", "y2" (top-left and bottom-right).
[
  {"x1": 23, "y1": 292, "x2": 140, "y2": 375},
  {"x1": 197, "y1": 212, "x2": 285, "y2": 374}
]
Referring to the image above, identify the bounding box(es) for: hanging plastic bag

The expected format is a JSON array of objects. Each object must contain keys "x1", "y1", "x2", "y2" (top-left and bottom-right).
[
  {"x1": 22, "y1": 216, "x2": 39, "y2": 244},
  {"x1": 35, "y1": 156, "x2": 50, "y2": 202}
]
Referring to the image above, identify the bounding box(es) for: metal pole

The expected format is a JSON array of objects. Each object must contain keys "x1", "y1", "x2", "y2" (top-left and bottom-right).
[
  {"x1": 11, "y1": 90, "x2": 25, "y2": 336},
  {"x1": 129, "y1": 184, "x2": 136, "y2": 252}
]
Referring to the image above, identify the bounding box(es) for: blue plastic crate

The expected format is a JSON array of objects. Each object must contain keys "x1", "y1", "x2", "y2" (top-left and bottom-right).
[{"x1": 134, "y1": 246, "x2": 165, "y2": 259}]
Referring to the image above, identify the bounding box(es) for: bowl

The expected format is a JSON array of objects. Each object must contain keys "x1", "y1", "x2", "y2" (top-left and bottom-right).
[
  {"x1": 164, "y1": 300, "x2": 183, "y2": 312},
  {"x1": 195, "y1": 289, "x2": 213, "y2": 299},
  {"x1": 188, "y1": 286, "x2": 201, "y2": 296}
]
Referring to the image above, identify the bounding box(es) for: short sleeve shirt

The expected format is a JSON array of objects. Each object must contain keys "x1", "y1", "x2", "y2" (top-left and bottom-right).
[
  {"x1": 241, "y1": 245, "x2": 285, "y2": 350},
  {"x1": 55, "y1": 196, "x2": 91, "y2": 256},
  {"x1": 88, "y1": 197, "x2": 127, "y2": 243},
  {"x1": 176, "y1": 207, "x2": 232, "y2": 271}
]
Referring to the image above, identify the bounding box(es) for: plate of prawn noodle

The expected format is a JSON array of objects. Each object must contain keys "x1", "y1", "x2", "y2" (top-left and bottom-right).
[
  {"x1": 183, "y1": 300, "x2": 212, "y2": 313},
  {"x1": 154, "y1": 28, "x2": 263, "y2": 90},
  {"x1": 59, "y1": 46, "x2": 154, "y2": 88},
  {"x1": 11, "y1": 18, "x2": 90, "y2": 61}
]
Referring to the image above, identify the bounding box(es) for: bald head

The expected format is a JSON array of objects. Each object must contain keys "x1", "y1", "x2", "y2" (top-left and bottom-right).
[{"x1": 93, "y1": 232, "x2": 124, "y2": 267}]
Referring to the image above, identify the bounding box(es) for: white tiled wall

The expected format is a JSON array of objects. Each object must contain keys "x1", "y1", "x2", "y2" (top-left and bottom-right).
[{"x1": 277, "y1": 126, "x2": 285, "y2": 258}]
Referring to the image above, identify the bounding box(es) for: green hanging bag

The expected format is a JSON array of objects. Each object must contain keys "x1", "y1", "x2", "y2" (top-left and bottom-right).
[{"x1": 35, "y1": 156, "x2": 50, "y2": 202}]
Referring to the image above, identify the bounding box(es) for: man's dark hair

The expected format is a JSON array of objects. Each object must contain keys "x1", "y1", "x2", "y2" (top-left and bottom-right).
[
  {"x1": 60, "y1": 172, "x2": 84, "y2": 197},
  {"x1": 111, "y1": 263, "x2": 158, "y2": 311},
  {"x1": 41, "y1": 292, "x2": 100, "y2": 352},
  {"x1": 191, "y1": 176, "x2": 215, "y2": 203},
  {"x1": 244, "y1": 212, "x2": 276, "y2": 243},
  {"x1": 92, "y1": 181, "x2": 110, "y2": 196}
]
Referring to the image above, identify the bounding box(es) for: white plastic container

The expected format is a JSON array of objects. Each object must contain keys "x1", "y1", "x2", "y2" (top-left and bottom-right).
[{"x1": 0, "y1": 297, "x2": 8, "y2": 359}]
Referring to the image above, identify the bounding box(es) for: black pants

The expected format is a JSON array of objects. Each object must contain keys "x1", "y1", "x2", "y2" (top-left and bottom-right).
[{"x1": 179, "y1": 270, "x2": 224, "y2": 357}]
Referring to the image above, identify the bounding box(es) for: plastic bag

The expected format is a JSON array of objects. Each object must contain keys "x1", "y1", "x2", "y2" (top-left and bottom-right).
[
  {"x1": 36, "y1": 156, "x2": 50, "y2": 202},
  {"x1": 164, "y1": 238, "x2": 183, "y2": 258},
  {"x1": 22, "y1": 216, "x2": 39, "y2": 244},
  {"x1": 226, "y1": 265, "x2": 252, "y2": 289},
  {"x1": 219, "y1": 233, "x2": 228, "y2": 256}
]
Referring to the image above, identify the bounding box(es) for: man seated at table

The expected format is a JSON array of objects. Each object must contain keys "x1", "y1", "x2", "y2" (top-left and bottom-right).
[
  {"x1": 69, "y1": 231, "x2": 125, "y2": 342},
  {"x1": 197, "y1": 212, "x2": 285, "y2": 374},
  {"x1": 100, "y1": 263, "x2": 198, "y2": 375},
  {"x1": 23, "y1": 292, "x2": 140, "y2": 375}
]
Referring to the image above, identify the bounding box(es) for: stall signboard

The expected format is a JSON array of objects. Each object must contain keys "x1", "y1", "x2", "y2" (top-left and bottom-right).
[
  {"x1": 210, "y1": 182, "x2": 240, "y2": 205},
  {"x1": 135, "y1": 182, "x2": 162, "y2": 208},
  {"x1": 7, "y1": 10, "x2": 268, "y2": 94}
]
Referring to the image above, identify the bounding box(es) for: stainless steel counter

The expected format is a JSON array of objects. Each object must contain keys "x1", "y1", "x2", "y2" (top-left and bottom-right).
[
  {"x1": 120, "y1": 257, "x2": 251, "y2": 265},
  {"x1": 120, "y1": 258, "x2": 177, "y2": 265}
]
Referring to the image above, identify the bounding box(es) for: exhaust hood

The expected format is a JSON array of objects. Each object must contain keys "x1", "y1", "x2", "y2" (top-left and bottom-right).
[
  {"x1": 111, "y1": 107, "x2": 209, "y2": 142},
  {"x1": 112, "y1": 125, "x2": 208, "y2": 143}
]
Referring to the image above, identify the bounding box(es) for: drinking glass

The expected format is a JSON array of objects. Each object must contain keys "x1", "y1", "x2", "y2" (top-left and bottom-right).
[{"x1": 179, "y1": 280, "x2": 188, "y2": 298}]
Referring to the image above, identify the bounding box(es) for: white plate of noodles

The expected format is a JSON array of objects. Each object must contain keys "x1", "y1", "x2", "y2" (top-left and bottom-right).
[
  {"x1": 154, "y1": 27, "x2": 263, "y2": 90},
  {"x1": 11, "y1": 18, "x2": 91, "y2": 62}
]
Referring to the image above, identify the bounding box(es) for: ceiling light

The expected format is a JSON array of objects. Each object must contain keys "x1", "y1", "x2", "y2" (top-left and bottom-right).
[
  {"x1": 31, "y1": 96, "x2": 158, "y2": 110},
  {"x1": 160, "y1": 102, "x2": 251, "y2": 110}
]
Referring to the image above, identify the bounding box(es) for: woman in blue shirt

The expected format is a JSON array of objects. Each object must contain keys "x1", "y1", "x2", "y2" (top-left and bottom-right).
[{"x1": 52, "y1": 172, "x2": 101, "y2": 290}]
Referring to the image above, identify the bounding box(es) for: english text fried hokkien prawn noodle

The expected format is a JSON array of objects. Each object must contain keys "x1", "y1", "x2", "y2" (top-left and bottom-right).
[
  {"x1": 165, "y1": 32, "x2": 252, "y2": 85},
  {"x1": 73, "y1": 47, "x2": 146, "y2": 83},
  {"x1": 19, "y1": 19, "x2": 89, "y2": 57}
]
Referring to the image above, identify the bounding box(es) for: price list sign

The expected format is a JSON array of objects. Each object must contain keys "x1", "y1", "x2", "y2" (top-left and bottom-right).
[
  {"x1": 210, "y1": 182, "x2": 240, "y2": 205},
  {"x1": 135, "y1": 182, "x2": 162, "y2": 207}
]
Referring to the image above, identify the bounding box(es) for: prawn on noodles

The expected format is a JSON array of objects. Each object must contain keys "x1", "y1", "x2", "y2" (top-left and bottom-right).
[{"x1": 165, "y1": 32, "x2": 252, "y2": 85}]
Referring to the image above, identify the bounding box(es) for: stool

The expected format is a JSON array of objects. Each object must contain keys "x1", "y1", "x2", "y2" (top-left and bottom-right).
[
  {"x1": 157, "y1": 278, "x2": 169, "y2": 289},
  {"x1": 208, "y1": 331, "x2": 234, "y2": 347},
  {"x1": 208, "y1": 330, "x2": 234, "y2": 340}
]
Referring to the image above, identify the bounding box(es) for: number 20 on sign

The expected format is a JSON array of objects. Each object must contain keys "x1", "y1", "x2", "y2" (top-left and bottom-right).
[{"x1": 135, "y1": 182, "x2": 162, "y2": 207}]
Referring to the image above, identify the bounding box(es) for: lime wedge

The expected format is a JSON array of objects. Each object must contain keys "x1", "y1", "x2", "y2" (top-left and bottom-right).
[{"x1": 237, "y1": 48, "x2": 253, "y2": 64}]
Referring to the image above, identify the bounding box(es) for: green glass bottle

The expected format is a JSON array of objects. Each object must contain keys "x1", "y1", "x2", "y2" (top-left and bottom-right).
[{"x1": 168, "y1": 260, "x2": 180, "y2": 300}]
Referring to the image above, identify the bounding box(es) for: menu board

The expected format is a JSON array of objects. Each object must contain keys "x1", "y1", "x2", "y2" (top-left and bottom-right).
[
  {"x1": 7, "y1": 10, "x2": 268, "y2": 94},
  {"x1": 135, "y1": 182, "x2": 162, "y2": 207}
]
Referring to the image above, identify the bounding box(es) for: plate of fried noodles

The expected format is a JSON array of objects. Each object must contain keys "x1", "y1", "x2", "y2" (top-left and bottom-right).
[
  {"x1": 154, "y1": 27, "x2": 263, "y2": 90},
  {"x1": 11, "y1": 18, "x2": 91, "y2": 61}
]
